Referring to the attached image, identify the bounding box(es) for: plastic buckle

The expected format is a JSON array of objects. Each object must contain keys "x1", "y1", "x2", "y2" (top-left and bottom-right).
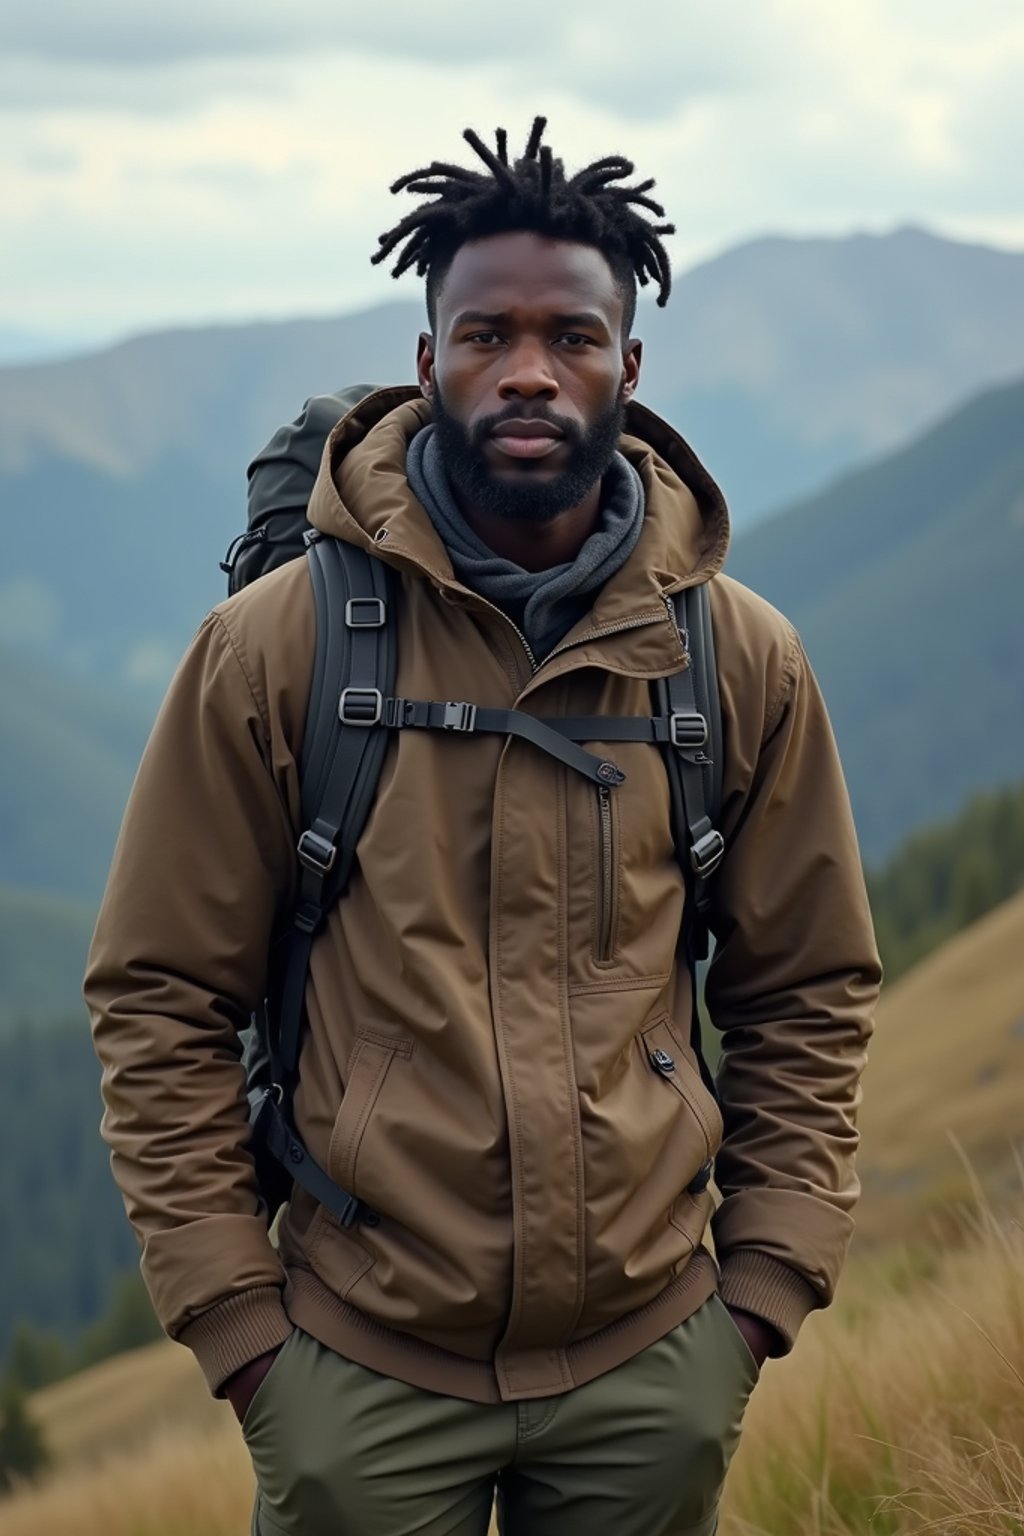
[
  {"x1": 690, "y1": 829, "x2": 725, "y2": 878},
  {"x1": 338, "y1": 1193, "x2": 362, "y2": 1229},
  {"x1": 345, "y1": 597, "x2": 386, "y2": 629},
  {"x1": 339, "y1": 687, "x2": 383, "y2": 725},
  {"x1": 442, "y1": 701, "x2": 477, "y2": 732},
  {"x1": 297, "y1": 830, "x2": 337, "y2": 876},
  {"x1": 670, "y1": 712, "x2": 708, "y2": 749}
]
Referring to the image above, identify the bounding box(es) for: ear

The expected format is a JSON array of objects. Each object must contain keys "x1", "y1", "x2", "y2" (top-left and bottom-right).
[
  {"x1": 620, "y1": 338, "x2": 642, "y2": 402},
  {"x1": 417, "y1": 332, "x2": 436, "y2": 400}
]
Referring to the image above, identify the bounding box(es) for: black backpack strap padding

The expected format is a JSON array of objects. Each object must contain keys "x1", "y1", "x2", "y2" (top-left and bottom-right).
[
  {"x1": 684, "y1": 581, "x2": 724, "y2": 842},
  {"x1": 655, "y1": 581, "x2": 724, "y2": 1105},
  {"x1": 658, "y1": 583, "x2": 725, "y2": 935},
  {"x1": 274, "y1": 537, "x2": 396, "y2": 1092},
  {"x1": 252, "y1": 535, "x2": 395, "y2": 1229}
]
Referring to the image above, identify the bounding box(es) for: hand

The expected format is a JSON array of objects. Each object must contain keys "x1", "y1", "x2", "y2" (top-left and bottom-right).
[
  {"x1": 725, "y1": 1305, "x2": 780, "y2": 1371},
  {"x1": 224, "y1": 1344, "x2": 284, "y2": 1425}
]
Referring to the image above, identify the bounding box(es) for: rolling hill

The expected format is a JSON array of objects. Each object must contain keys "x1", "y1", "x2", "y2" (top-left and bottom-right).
[
  {"x1": 0, "y1": 366, "x2": 1021, "y2": 1027},
  {"x1": 0, "y1": 641, "x2": 150, "y2": 902},
  {"x1": 854, "y1": 885, "x2": 1024, "y2": 1248},
  {"x1": 4, "y1": 892, "x2": 1023, "y2": 1536},
  {"x1": 727, "y1": 372, "x2": 1024, "y2": 857},
  {"x1": 3, "y1": 227, "x2": 1024, "y2": 694}
]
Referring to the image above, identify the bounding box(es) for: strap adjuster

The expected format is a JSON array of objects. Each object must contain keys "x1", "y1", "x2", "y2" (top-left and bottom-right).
[
  {"x1": 297, "y1": 830, "x2": 337, "y2": 876},
  {"x1": 345, "y1": 597, "x2": 386, "y2": 629},
  {"x1": 670, "y1": 712, "x2": 708, "y2": 749},
  {"x1": 442, "y1": 701, "x2": 477, "y2": 732},
  {"x1": 339, "y1": 687, "x2": 383, "y2": 725},
  {"x1": 690, "y1": 829, "x2": 725, "y2": 878}
]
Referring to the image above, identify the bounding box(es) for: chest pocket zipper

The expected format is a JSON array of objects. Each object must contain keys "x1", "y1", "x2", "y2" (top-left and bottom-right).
[{"x1": 595, "y1": 784, "x2": 620, "y2": 964}]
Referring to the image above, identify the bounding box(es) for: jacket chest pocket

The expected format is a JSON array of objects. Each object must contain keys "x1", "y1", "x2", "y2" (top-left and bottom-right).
[
  {"x1": 328, "y1": 1033, "x2": 413, "y2": 1195},
  {"x1": 594, "y1": 784, "x2": 621, "y2": 965},
  {"x1": 640, "y1": 1015, "x2": 723, "y2": 1193}
]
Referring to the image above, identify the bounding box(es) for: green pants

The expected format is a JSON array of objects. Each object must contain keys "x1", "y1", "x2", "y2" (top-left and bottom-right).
[{"x1": 243, "y1": 1294, "x2": 759, "y2": 1536}]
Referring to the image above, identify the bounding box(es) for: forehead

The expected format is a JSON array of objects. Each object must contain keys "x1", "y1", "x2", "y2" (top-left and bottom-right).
[{"x1": 437, "y1": 231, "x2": 623, "y2": 326}]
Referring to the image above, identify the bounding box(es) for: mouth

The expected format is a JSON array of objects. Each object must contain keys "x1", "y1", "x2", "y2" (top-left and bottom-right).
[{"x1": 488, "y1": 418, "x2": 565, "y2": 461}]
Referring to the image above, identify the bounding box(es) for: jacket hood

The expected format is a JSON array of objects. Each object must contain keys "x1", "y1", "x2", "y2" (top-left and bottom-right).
[{"x1": 306, "y1": 387, "x2": 731, "y2": 599}]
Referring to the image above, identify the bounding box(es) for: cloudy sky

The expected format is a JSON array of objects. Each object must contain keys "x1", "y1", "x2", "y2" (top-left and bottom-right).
[{"x1": 2, "y1": 0, "x2": 1022, "y2": 354}]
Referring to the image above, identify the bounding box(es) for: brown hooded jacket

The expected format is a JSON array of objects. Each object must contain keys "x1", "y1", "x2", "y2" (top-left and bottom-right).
[{"x1": 86, "y1": 390, "x2": 881, "y2": 1402}]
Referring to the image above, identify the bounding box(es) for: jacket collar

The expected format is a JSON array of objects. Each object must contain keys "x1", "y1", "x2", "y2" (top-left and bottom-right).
[{"x1": 307, "y1": 387, "x2": 731, "y2": 680}]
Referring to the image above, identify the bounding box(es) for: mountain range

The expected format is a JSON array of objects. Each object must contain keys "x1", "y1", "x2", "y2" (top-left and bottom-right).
[
  {"x1": 1, "y1": 225, "x2": 1023, "y2": 1025},
  {"x1": 3, "y1": 227, "x2": 1024, "y2": 697},
  {"x1": 1, "y1": 364, "x2": 1021, "y2": 985}
]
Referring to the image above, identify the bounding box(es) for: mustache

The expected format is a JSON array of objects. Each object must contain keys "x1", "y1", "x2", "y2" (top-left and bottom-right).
[{"x1": 469, "y1": 406, "x2": 582, "y2": 445}]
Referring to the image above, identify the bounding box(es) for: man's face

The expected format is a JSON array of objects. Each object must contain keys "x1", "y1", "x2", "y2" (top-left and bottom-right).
[{"x1": 417, "y1": 232, "x2": 641, "y2": 523}]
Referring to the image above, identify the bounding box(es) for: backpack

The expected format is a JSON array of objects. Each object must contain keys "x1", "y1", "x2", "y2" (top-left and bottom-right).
[{"x1": 224, "y1": 387, "x2": 725, "y2": 1228}]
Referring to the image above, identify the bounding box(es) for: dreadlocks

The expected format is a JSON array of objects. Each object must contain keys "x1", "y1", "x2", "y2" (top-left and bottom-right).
[{"x1": 371, "y1": 117, "x2": 675, "y2": 334}]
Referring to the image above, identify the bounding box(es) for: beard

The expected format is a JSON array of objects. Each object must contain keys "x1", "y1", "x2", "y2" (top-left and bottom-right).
[{"x1": 431, "y1": 384, "x2": 626, "y2": 524}]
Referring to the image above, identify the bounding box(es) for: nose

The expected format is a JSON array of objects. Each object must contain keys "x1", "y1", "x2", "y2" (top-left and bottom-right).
[{"x1": 497, "y1": 338, "x2": 558, "y2": 401}]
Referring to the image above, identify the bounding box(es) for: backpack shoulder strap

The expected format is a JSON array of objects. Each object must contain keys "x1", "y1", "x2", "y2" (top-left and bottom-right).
[
  {"x1": 657, "y1": 581, "x2": 725, "y2": 936},
  {"x1": 653, "y1": 581, "x2": 725, "y2": 1110},
  {"x1": 252, "y1": 534, "x2": 396, "y2": 1228},
  {"x1": 299, "y1": 532, "x2": 396, "y2": 909}
]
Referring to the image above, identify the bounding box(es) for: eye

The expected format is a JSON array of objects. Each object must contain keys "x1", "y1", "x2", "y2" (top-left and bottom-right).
[
  {"x1": 557, "y1": 333, "x2": 594, "y2": 348},
  {"x1": 466, "y1": 331, "x2": 505, "y2": 346}
]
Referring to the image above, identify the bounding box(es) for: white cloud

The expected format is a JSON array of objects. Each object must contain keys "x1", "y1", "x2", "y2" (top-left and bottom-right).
[
  {"x1": 123, "y1": 639, "x2": 177, "y2": 688},
  {"x1": 0, "y1": 579, "x2": 62, "y2": 646},
  {"x1": 0, "y1": 0, "x2": 1022, "y2": 339}
]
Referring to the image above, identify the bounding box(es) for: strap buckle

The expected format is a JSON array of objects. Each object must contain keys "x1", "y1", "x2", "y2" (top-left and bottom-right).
[
  {"x1": 339, "y1": 687, "x2": 383, "y2": 726},
  {"x1": 670, "y1": 712, "x2": 708, "y2": 749},
  {"x1": 690, "y1": 829, "x2": 725, "y2": 878},
  {"x1": 297, "y1": 829, "x2": 337, "y2": 876},
  {"x1": 345, "y1": 597, "x2": 386, "y2": 629},
  {"x1": 442, "y1": 701, "x2": 477, "y2": 732}
]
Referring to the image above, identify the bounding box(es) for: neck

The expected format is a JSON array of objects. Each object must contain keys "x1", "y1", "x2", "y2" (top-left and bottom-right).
[{"x1": 453, "y1": 480, "x2": 603, "y2": 572}]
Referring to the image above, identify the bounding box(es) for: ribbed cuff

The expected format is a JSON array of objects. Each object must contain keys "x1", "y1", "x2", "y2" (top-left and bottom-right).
[
  {"x1": 177, "y1": 1285, "x2": 294, "y2": 1396},
  {"x1": 717, "y1": 1250, "x2": 821, "y2": 1354}
]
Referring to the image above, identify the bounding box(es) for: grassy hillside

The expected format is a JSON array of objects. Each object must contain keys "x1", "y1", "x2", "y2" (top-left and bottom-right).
[
  {"x1": 854, "y1": 885, "x2": 1024, "y2": 1248},
  {"x1": 728, "y1": 374, "x2": 1024, "y2": 859},
  {"x1": 2, "y1": 1186, "x2": 1020, "y2": 1535},
  {"x1": 868, "y1": 778, "x2": 1024, "y2": 982},
  {"x1": 1, "y1": 891, "x2": 1022, "y2": 1530}
]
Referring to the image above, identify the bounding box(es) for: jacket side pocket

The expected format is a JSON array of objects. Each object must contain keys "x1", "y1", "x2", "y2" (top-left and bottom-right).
[
  {"x1": 327, "y1": 1033, "x2": 413, "y2": 1195},
  {"x1": 642, "y1": 1015, "x2": 724, "y2": 1157}
]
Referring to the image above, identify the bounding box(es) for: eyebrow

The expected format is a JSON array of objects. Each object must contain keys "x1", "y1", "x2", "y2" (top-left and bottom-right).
[{"x1": 451, "y1": 309, "x2": 610, "y2": 332}]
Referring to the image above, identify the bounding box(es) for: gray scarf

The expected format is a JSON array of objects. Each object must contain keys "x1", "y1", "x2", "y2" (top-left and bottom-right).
[{"x1": 406, "y1": 425, "x2": 645, "y2": 660}]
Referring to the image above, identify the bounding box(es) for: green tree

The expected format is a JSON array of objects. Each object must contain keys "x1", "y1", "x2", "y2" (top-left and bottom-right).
[
  {"x1": 0, "y1": 1380, "x2": 48, "y2": 1495},
  {"x1": 3, "y1": 1322, "x2": 68, "y2": 1393},
  {"x1": 76, "y1": 1272, "x2": 161, "y2": 1371}
]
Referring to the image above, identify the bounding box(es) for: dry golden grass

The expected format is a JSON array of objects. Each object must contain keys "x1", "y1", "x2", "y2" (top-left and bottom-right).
[
  {"x1": 4, "y1": 1192, "x2": 1019, "y2": 1536},
  {"x1": 30, "y1": 1335, "x2": 228, "y2": 1469},
  {"x1": 720, "y1": 1187, "x2": 1024, "y2": 1535},
  {"x1": 0, "y1": 1418, "x2": 252, "y2": 1536},
  {"x1": 855, "y1": 886, "x2": 1024, "y2": 1246},
  {"x1": 3, "y1": 896, "x2": 1021, "y2": 1533}
]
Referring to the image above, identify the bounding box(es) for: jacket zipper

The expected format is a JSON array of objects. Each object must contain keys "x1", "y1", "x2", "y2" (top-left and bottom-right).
[
  {"x1": 454, "y1": 591, "x2": 541, "y2": 676},
  {"x1": 384, "y1": 541, "x2": 668, "y2": 678},
  {"x1": 595, "y1": 784, "x2": 617, "y2": 963}
]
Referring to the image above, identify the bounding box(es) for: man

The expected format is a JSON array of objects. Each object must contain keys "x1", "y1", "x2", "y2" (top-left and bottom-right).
[{"x1": 86, "y1": 119, "x2": 881, "y2": 1536}]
